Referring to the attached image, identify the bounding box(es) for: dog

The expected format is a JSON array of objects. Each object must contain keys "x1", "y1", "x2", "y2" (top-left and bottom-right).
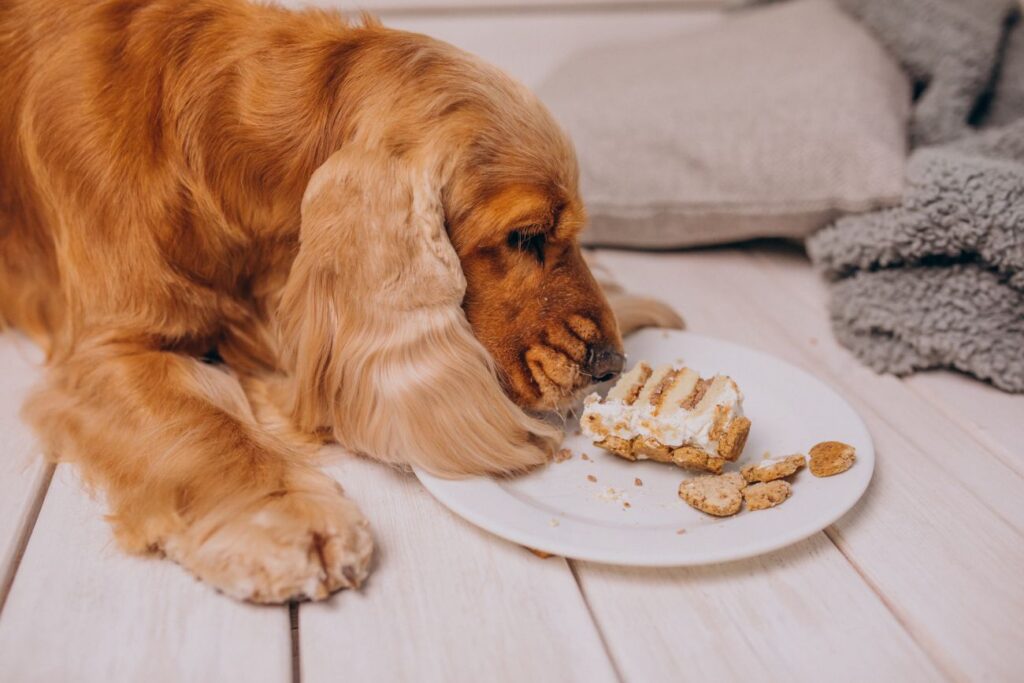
[{"x1": 0, "y1": 0, "x2": 680, "y2": 602}]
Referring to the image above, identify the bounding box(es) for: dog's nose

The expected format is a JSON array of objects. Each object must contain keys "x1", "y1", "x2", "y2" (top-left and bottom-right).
[{"x1": 585, "y1": 344, "x2": 625, "y2": 384}]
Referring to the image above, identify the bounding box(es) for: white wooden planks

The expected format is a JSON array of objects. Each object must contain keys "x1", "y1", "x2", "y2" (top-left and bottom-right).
[
  {"x1": 0, "y1": 334, "x2": 51, "y2": 608},
  {"x1": 0, "y1": 465, "x2": 292, "y2": 683},
  {"x1": 574, "y1": 536, "x2": 943, "y2": 682},
  {"x1": 301, "y1": 451, "x2": 617, "y2": 683},
  {"x1": 594, "y1": 246, "x2": 1024, "y2": 681},
  {"x1": 905, "y1": 372, "x2": 1024, "y2": 476},
  {"x1": 3, "y1": 245, "x2": 1022, "y2": 681}
]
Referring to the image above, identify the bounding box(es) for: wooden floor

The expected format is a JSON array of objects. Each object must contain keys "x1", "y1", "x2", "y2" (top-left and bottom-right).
[
  {"x1": 2, "y1": 3, "x2": 1023, "y2": 681},
  {"x1": 1, "y1": 244, "x2": 1021, "y2": 682}
]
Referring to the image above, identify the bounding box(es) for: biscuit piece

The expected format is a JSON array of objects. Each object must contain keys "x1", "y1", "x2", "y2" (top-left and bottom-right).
[
  {"x1": 634, "y1": 437, "x2": 674, "y2": 464},
  {"x1": 809, "y1": 441, "x2": 856, "y2": 477},
  {"x1": 671, "y1": 446, "x2": 726, "y2": 474},
  {"x1": 716, "y1": 416, "x2": 752, "y2": 461},
  {"x1": 743, "y1": 481, "x2": 792, "y2": 511},
  {"x1": 678, "y1": 472, "x2": 746, "y2": 517},
  {"x1": 741, "y1": 453, "x2": 806, "y2": 483},
  {"x1": 597, "y1": 436, "x2": 635, "y2": 460}
]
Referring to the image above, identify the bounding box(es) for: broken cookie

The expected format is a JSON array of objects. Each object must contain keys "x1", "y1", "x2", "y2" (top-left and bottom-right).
[
  {"x1": 741, "y1": 453, "x2": 806, "y2": 483},
  {"x1": 743, "y1": 480, "x2": 792, "y2": 511},
  {"x1": 808, "y1": 441, "x2": 856, "y2": 477},
  {"x1": 678, "y1": 471, "x2": 746, "y2": 517}
]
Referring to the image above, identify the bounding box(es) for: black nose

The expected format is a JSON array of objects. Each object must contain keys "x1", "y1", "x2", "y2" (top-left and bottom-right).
[{"x1": 585, "y1": 344, "x2": 625, "y2": 384}]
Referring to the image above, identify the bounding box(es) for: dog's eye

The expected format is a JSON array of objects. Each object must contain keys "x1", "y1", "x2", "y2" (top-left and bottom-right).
[{"x1": 507, "y1": 229, "x2": 546, "y2": 264}]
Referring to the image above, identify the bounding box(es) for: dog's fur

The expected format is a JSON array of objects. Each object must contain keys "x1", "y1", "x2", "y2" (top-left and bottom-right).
[{"x1": 0, "y1": 0, "x2": 680, "y2": 602}]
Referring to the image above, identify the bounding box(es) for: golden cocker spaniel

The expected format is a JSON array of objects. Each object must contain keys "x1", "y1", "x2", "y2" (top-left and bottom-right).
[{"x1": 0, "y1": 0, "x2": 680, "y2": 602}]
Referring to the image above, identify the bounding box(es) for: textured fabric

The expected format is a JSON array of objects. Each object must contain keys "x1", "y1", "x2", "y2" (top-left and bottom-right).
[
  {"x1": 984, "y1": 19, "x2": 1024, "y2": 128},
  {"x1": 808, "y1": 118, "x2": 1024, "y2": 391},
  {"x1": 536, "y1": 0, "x2": 910, "y2": 248},
  {"x1": 826, "y1": 266, "x2": 1024, "y2": 392},
  {"x1": 810, "y1": 121, "x2": 1024, "y2": 288},
  {"x1": 834, "y1": 0, "x2": 1018, "y2": 146}
]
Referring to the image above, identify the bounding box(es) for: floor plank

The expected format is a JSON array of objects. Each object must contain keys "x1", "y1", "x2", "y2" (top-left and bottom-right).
[
  {"x1": 301, "y1": 451, "x2": 618, "y2": 683},
  {"x1": 573, "y1": 535, "x2": 943, "y2": 683},
  {"x1": 0, "y1": 334, "x2": 51, "y2": 608},
  {"x1": 904, "y1": 372, "x2": 1024, "y2": 475},
  {"x1": 594, "y1": 246, "x2": 1024, "y2": 681},
  {"x1": 0, "y1": 466, "x2": 292, "y2": 683}
]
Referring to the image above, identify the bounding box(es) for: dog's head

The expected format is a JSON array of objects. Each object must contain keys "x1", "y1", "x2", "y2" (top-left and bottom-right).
[
  {"x1": 446, "y1": 139, "x2": 624, "y2": 412},
  {"x1": 279, "y1": 29, "x2": 622, "y2": 475}
]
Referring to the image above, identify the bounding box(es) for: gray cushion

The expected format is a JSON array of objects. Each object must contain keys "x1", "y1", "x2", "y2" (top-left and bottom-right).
[{"x1": 537, "y1": 0, "x2": 911, "y2": 248}]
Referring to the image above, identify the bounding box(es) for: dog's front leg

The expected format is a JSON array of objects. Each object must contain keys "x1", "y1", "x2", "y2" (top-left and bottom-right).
[{"x1": 23, "y1": 341, "x2": 373, "y2": 603}]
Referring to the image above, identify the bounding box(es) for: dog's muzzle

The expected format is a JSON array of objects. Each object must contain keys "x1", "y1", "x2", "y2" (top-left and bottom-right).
[{"x1": 584, "y1": 344, "x2": 625, "y2": 384}]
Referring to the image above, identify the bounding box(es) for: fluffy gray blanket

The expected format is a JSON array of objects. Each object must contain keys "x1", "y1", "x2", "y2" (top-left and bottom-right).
[
  {"x1": 834, "y1": 0, "x2": 1018, "y2": 146},
  {"x1": 809, "y1": 2, "x2": 1024, "y2": 392}
]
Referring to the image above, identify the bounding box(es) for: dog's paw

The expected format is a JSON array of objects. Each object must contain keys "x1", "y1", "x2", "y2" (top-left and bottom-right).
[
  {"x1": 164, "y1": 487, "x2": 373, "y2": 603},
  {"x1": 607, "y1": 292, "x2": 685, "y2": 336}
]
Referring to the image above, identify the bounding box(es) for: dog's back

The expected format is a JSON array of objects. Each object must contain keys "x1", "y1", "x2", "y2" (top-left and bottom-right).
[
  {"x1": 0, "y1": 0, "x2": 65, "y2": 341},
  {"x1": 0, "y1": 0, "x2": 374, "y2": 355}
]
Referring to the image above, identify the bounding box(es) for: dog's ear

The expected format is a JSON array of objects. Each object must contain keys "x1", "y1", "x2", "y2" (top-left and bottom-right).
[{"x1": 278, "y1": 146, "x2": 560, "y2": 476}]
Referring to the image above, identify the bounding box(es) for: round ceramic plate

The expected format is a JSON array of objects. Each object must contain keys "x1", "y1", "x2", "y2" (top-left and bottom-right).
[{"x1": 414, "y1": 329, "x2": 874, "y2": 566}]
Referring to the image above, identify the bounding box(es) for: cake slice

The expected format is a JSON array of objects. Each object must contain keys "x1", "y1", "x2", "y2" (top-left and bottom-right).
[{"x1": 581, "y1": 361, "x2": 751, "y2": 473}]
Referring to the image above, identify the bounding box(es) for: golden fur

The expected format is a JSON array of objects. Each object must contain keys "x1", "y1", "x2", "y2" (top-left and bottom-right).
[{"x1": 0, "y1": 0, "x2": 679, "y2": 602}]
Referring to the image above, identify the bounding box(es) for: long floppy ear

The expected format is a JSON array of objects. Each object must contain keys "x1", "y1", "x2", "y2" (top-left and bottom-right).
[{"x1": 278, "y1": 146, "x2": 560, "y2": 477}]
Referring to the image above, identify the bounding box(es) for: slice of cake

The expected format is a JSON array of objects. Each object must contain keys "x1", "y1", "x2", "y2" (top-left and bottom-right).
[{"x1": 580, "y1": 361, "x2": 751, "y2": 473}]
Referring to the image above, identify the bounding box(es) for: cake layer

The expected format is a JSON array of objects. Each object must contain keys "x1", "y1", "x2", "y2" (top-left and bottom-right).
[{"x1": 581, "y1": 361, "x2": 750, "y2": 470}]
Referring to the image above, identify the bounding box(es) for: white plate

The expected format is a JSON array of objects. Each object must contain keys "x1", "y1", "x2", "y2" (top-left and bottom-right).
[{"x1": 415, "y1": 329, "x2": 874, "y2": 566}]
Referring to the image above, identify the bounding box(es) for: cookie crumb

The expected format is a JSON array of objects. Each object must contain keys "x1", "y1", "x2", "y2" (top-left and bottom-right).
[
  {"x1": 623, "y1": 501, "x2": 632, "y2": 509},
  {"x1": 676, "y1": 528, "x2": 686, "y2": 535},
  {"x1": 554, "y1": 448, "x2": 573, "y2": 463},
  {"x1": 581, "y1": 453, "x2": 592, "y2": 462},
  {"x1": 634, "y1": 477, "x2": 643, "y2": 487},
  {"x1": 528, "y1": 547, "x2": 554, "y2": 559},
  {"x1": 586, "y1": 474, "x2": 597, "y2": 483},
  {"x1": 548, "y1": 518, "x2": 560, "y2": 527}
]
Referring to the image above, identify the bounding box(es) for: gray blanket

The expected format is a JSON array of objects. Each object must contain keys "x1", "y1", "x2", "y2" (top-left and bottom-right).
[
  {"x1": 835, "y1": 0, "x2": 1018, "y2": 146},
  {"x1": 809, "y1": 3, "x2": 1024, "y2": 392}
]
